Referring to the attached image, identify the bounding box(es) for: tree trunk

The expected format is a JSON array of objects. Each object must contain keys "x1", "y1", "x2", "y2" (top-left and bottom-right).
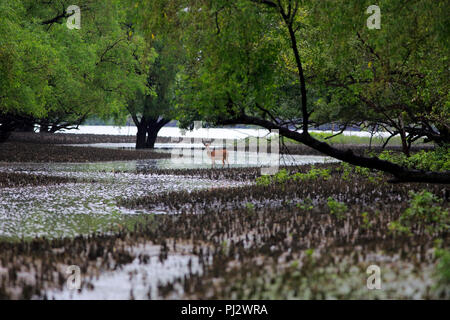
[
  {"x1": 136, "y1": 122, "x2": 147, "y2": 149},
  {"x1": 40, "y1": 124, "x2": 50, "y2": 133},
  {"x1": 16, "y1": 122, "x2": 34, "y2": 132},
  {"x1": 145, "y1": 118, "x2": 170, "y2": 149},
  {"x1": 0, "y1": 127, "x2": 11, "y2": 143},
  {"x1": 399, "y1": 130, "x2": 410, "y2": 157},
  {"x1": 145, "y1": 126, "x2": 159, "y2": 149},
  {"x1": 49, "y1": 125, "x2": 61, "y2": 133},
  {"x1": 0, "y1": 120, "x2": 14, "y2": 143}
]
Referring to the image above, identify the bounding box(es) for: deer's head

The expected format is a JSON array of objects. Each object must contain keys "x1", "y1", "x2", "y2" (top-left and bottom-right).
[{"x1": 202, "y1": 139, "x2": 212, "y2": 148}]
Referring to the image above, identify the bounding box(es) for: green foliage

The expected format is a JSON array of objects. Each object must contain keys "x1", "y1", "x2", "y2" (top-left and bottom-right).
[
  {"x1": 309, "y1": 1, "x2": 449, "y2": 145},
  {"x1": 432, "y1": 239, "x2": 450, "y2": 297},
  {"x1": 378, "y1": 147, "x2": 450, "y2": 172},
  {"x1": 155, "y1": 0, "x2": 450, "y2": 171},
  {"x1": 273, "y1": 169, "x2": 290, "y2": 184},
  {"x1": 245, "y1": 202, "x2": 255, "y2": 212},
  {"x1": 326, "y1": 197, "x2": 348, "y2": 220},
  {"x1": 255, "y1": 167, "x2": 330, "y2": 186},
  {"x1": 221, "y1": 240, "x2": 229, "y2": 255},
  {"x1": 305, "y1": 248, "x2": 315, "y2": 258},
  {"x1": 388, "y1": 191, "x2": 449, "y2": 235},
  {"x1": 255, "y1": 174, "x2": 272, "y2": 187},
  {"x1": 127, "y1": 38, "x2": 179, "y2": 124},
  {"x1": 1, "y1": 0, "x2": 149, "y2": 130},
  {"x1": 361, "y1": 212, "x2": 372, "y2": 229},
  {"x1": 297, "y1": 198, "x2": 314, "y2": 211},
  {"x1": 292, "y1": 167, "x2": 331, "y2": 181},
  {"x1": 340, "y1": 162, "x2": 352, "y2": 181},
  {"x1": 170, "y1": 0, "x2": 301, "y2": 125},
  {"x1": 338, "y1": 162, "x2": 384, "y2": 183},
  {"x1": 435, "y1": 247, "x2": 450, "y2": 285},
  {"x1": 387, "y1": 221, "x2": 412, "y2": 235}
]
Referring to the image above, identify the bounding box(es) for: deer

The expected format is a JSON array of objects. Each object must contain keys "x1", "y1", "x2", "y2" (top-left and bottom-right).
[{"x1": 202, "y1": 140, "x2": 229, "y2": 168}]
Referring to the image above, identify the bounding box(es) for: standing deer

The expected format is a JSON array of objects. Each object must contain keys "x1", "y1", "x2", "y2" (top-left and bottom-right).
[{"x1": 203, "y1": 140, "x2": 229, "y2": 168}]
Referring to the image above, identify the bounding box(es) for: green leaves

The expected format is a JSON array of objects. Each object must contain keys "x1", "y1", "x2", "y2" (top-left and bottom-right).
[
  {"x1": 0, "y1": 0, "x2": 149, "y2": 129},
  {"x1": 255, "y1": 167, "x2": 330, "y2": 186},
  {"x1": 389, "y1": 190, "x2": 449, "y2": 236},
  {"x1": 326, "y1": 197, "x2": 348, "y2": 220}
]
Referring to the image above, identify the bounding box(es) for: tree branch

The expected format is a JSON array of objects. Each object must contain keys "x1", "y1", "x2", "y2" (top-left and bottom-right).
[{"x1": 216, "y1": 113, "x2": 450, "y2": 184}]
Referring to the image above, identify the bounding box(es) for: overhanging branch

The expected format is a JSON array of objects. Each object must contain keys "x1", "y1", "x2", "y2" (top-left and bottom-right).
[{"x1": 217, "y1": 113, "x2": 450, "y2": 184}]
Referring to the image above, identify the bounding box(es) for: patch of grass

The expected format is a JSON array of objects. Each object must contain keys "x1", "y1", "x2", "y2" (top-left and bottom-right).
[{"x1": 296, "y1": 198, "x2": 314, "y2": 211}]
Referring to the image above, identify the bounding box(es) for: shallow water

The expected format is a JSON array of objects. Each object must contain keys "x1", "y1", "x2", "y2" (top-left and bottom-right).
[
  {"x1": 0, "y1": 164, "x2": 244, "y2": 239},
  {"x1": 0, "y1": 154, "x2": 336, "y2": 239},
  {"x1": 0, "y1": 154, "x2": 337, "y2": 300},
  {"x1": 48, "y1": 244, "x2": 205, "y2": 300},
  {"x1": 1, "y1": 154, "x2": 443, "y2": 300},
  {"x1": 59, "y1": 144, "x2": 338, "y2": 170}
]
